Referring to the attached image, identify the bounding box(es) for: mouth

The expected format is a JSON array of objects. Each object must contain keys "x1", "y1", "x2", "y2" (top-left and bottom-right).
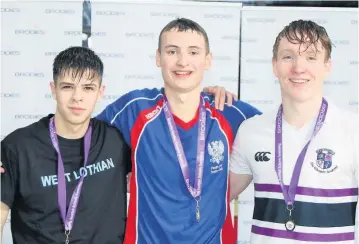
[
  {"x1": 173, "y1": 71, "x2": 193, "y2": 78},
  {"x1": 69, "y1": 107, "x2": 85, "y2": 112},
  {"x1": 289, "y1": 79, "x2": 309, "y2": 84}
]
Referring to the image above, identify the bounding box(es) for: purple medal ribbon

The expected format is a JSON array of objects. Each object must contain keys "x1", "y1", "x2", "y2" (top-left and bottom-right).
[
  {"x1": 49, "y1": 117, "x2": 92, "y2": 243},
  {"x1": 163, "y1": 96, "x2": 206, "y2": 221},
  {"x1": 275, "y1": 98, "x2": 328, "y2": 231}
]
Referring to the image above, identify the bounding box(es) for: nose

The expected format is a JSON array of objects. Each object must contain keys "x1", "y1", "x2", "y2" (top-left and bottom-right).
[
  {"x1": 71, "y1": 86, "x2": 83, "y2": 101},
  {"x1": 291, "y1": 57, "x2": 307, "y2": 74},
  {"x1": 176, "y1": 53, "x2": 189, "y2": 67}
]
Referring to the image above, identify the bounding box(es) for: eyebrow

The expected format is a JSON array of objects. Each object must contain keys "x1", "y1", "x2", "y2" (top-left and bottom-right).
[
  {"x1": 59, "y1": 82, "x2": 97, "y2": 87},
  {"x1": 164, "y1": 45, "x2": 202, "y2": 49}
]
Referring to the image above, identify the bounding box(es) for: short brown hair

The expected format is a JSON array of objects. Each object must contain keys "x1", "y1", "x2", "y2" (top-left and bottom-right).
[
  {"x1": 272, "y1": 19, "x2": 333, "y2": 61},
  {"x1": 158, "y1": 18, "x2": 210, "y2": 54}
]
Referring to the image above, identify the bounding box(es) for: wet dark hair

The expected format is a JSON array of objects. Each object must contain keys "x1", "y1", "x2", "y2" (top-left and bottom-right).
[
  {"x1": 158, "y1": 18, "x2": 210, "y2": 54},
  {"x1": 273, "y1": 19, "x2": 333, "y2": 61},
  {"x1": 53, "y1": 46, "x2": 104, "y2": 83}
]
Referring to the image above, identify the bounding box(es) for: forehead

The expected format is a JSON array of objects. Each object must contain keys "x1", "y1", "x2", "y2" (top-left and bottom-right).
[
  {"x1": 160, "y1": 29, "x2": 206, "y2": 48},
  {"x1": 57, "y1": 69, "x2": 101, "y2": 85},
  {"x1": 278, "y1": 36, "x2": 325, "y2": 54}
]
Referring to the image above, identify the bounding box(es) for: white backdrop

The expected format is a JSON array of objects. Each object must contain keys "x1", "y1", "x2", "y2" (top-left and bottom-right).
[{"x1": 1, "y1": 2, "x2": 358, "y2": 244}]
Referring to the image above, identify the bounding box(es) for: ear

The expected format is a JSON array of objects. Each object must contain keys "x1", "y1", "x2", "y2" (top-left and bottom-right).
[
  {"x1": 156, "y1": 49, "x2": 161, "y2": 67},
  {"x1": 325, "y1": 58, "x2": 332, "y2": 73},
  {"x1": 97, "y1": 84, "x2": 105, "y2": 103},
  {"x1": 50, "y1": 82, "x2": 56, "y2": 100},
  {"x1": 272, "y1": 58, "x2": 278, "y2": 77},
  {"x1": 204, "y1": 52, "x2": 212, "y2": 70}
]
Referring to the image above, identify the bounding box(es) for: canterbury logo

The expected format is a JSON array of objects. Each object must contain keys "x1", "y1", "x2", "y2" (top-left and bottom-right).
[{"x1": 254, "y1": 152, "x2": 271, "y2": 162}]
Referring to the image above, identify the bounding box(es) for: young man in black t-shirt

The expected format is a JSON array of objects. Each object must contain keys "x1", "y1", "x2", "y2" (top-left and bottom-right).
[{"x1": 0, "y1": 47, "x2": 131, "y2": 244}]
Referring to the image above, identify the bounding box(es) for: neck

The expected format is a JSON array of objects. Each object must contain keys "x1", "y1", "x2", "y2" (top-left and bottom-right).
[
  {"x1": 282, "y1": 96, "x2": 323, "y2": 129},
  {"x1": 54, "y1": 112, "x2": 90, "y2": 139},
  {"x1": 164, "y1": 85, "x2": 202, "y2": 122}
]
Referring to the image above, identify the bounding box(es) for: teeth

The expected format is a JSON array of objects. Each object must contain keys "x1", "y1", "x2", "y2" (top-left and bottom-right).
[
  {"x1": 175, "y1": 71, "x2": 191, "y2": 75},
  {"x1": 290, "y1": 79, "x2": 309, "y2": 83}
]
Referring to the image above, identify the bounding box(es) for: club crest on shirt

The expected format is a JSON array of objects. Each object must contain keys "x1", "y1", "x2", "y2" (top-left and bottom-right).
[
  {"x1": 310, "y1": 148, "x2": 338, "y2": 173},
  {"x1": 208, "y1": 140, "x2": 225, "y2": 174},
  {"x1": 208, "y1": 140, "x2": 224, "y2": 164}
]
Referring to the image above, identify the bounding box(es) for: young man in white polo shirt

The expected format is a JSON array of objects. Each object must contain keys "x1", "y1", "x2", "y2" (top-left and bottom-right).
[{"x1": 230, "y1": 19, "x2": 358, "y2": 244}]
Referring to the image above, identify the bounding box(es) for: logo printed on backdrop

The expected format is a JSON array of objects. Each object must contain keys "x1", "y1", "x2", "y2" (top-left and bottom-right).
[
  {"x1": 240, "y1": 79, "x2": 256, "y2": 84},
  {"x1": 15, "y1": 30, "x2": 45, "y2": 35},
  {"x1": 64, "y1": 31, "x2": 106, "y2": 36},
  {"x1": 311, "y1": 19, "x2": 328, "y2": 24},
  {"x1": 246, "y1": 17, "x2": 276, "y2": 23},
  {"x1": 332, "y1": 40, "x2": 350, "y2": 45},
  {"x1": 349, "y1": 100, "x2": 358, "y2": 106},
  {"x1": 45, "y1": 93, "x2": 52, "y2": 99},
  {"x1": 1, "y1": 93, "x2": 20, "y2": 98},
  {"x1": 349, "y1": 60, "x2": 358, "y2": 65},
  {"x1": 203, "y1": 13, "x2": 233, "y2": 19},
  {"x1": 241, "y1": 38, "x2": 257, "y2": 43},
  {"x1": 103, "y1": 95, "x2": 120, "y2": 100},
  {"x1": 1, "y1": 51, "x2": 20, "y2": 56},
  {"x1": 45, "y1": 9, "x2": 75, "y2": 14},
  {"x1": 96, "y1": 10, "x2": 125, "y2": 16},
  {"x1": 45, "y1": 52, "x2": 60, "y2": 56},
  {"x1": 351, "y1": 19, "x2": 358, "y2": 24},
  {"x1": 125, "y1": 32, "x2": 155, "y2": 38},
  {"x1": 15, "y1": 114, "x2": 45, "y2": 120},
  {"x1": 97, "y1": 53, "x2": 124, "y2": 58},
  {"x1": 150, "y1": 12, "x2": 179, "y2": 18},
  {"x1": 0, "y1": 8, "x2": 20, "y2": 13},
  {"x1": 14, "y1": 72, "x2": 44, "y2": 77},
  {"x1": 324, "y1": 80, "x2": 349, "y2": 85},
  {"x1": 220, "y1": 76, "x2": 238, "y2": 82},
  {"x1": 124, "y1": 75, "x2": 155, "y2": 80}
]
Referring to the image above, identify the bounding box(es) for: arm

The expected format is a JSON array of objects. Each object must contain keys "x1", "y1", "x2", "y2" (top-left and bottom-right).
[
  {"x1": 229, "y1": 122, "x2": 253, "y2": 201},
  {"x1": 0, "y1": 143, "x2": 18, "y2": 242},
  {"x1": 0, "y1": 203, "x2": 9, "y2": 241}
]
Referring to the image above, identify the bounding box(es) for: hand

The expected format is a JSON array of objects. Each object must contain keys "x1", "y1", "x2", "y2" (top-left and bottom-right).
[
  {"x1": 0, "y1": 161, "x2": 4, "y2": 173},
  {"x1": 203, "y1": 86, "x2": 238, "y2": 111},
  {"x1": 127, "y1": 172, "x2": 132, "y2": 193}
]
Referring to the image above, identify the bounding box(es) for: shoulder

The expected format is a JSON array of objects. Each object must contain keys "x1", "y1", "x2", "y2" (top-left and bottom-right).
[
  {"x1": 238, "y1": 110, "x2": 275, "y2": 134},
  {"x1": 2, "y1": 115, "x2": 50, "y2": 151},
  {"x1": 203, "y1": 93, "x2": 261, "y2": 120},
  {"x1": 114, "y1": 87, "x2": 163, "y2": 105},
  {"x1": 91, "y1": 118, "x2": 127, "y2": 144}
]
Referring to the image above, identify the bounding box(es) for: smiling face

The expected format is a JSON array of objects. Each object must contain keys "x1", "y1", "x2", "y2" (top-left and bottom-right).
[
  {"x1": 156, "y1": 28, "x2": 212, "y2": 93},
  {"x1": 273, "y1": 36, "x2": 331, "y2": 103},
  {"x1": 272, "y1": 20, "x2": 333, "y2": 104}
]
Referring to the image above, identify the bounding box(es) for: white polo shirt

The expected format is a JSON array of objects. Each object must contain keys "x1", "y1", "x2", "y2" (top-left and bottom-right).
[{"x1": 230, "y1": 100, "x2": 358, "y2": 244}]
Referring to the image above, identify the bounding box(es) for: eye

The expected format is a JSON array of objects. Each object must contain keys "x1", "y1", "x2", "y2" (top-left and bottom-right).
[
  {"x1": 84, "y1": 87, "x2": 94, "y2": 91},
  {"x1": 282, "y1": 55, "x2": 293, "y2": 60},
  {"x1": 190, "y1": 51, "x2": 199, "y2": 55},
  {"x1": 62, "y1": 86, "x2": 73, "y2": 90},
  {"x1": 308, "y1": 56, "x2": 317, "y2": 61},
  {"x1": 167, "y1": 50, "x2": 176, "y2": 55}
]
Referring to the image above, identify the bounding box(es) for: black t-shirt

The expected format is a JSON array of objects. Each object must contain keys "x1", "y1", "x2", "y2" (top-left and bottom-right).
[{"x1": 1, "y1": 114, "x2": 131, "y2": 244}]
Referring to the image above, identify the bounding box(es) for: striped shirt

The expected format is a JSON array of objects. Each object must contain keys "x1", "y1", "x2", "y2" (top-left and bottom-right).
[{"x1": 230, "y1": 99, "x2": 358, "y2": 244}]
